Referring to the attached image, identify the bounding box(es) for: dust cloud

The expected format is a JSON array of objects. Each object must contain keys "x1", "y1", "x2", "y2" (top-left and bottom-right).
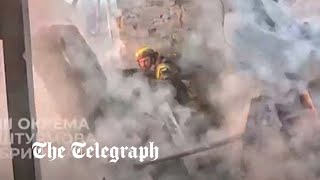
[
  {"x1": 218, "y1": 0, "x2": 320, "y2": 180},
  {"x1": 1, "y1": 0, "x2": 320, "y2": 180}
]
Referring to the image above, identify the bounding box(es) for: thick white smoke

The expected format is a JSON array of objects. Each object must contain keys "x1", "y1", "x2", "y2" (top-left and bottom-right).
[
  {"x1": 220, "y1": 1, "x2": 320, "y2": 180},
  {"x1": 231, "y1": 0, "x2": 320, "y2": 84},
  {"x1": 19, "y1": 0, "x2": 320, "y2": 180},
  {"x1": 97, "y1": 0, "x2": 320, "y2": 179}
]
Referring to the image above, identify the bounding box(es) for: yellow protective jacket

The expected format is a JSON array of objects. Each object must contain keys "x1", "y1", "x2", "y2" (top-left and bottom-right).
[
  {"x1": 154, "y1": 59, "x2": 192, "y2": 105},
  {"x1": 155, "y1": 59, "x2": 180, "y2": 80}
]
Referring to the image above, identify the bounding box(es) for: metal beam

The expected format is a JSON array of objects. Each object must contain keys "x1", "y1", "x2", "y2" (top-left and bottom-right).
[{"x1": 1, "y1": 0, "x2": 40, "y2": 180}]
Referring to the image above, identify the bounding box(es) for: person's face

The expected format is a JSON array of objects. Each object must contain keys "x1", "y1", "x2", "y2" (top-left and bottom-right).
[{"x1": 137, "y1": 56, "x2": 152, "y2": 71}]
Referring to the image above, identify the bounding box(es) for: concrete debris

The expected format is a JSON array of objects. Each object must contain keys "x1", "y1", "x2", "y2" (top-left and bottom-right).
[
  {"x1": 116, "y1": 0, "x2": 199, "y2": 63},
  {"x1": 244, "y1": 86, "x2": 317, "y2": 141},
  {"x1": 22, "y1": 0, "x2": 320, "y2": 180}
]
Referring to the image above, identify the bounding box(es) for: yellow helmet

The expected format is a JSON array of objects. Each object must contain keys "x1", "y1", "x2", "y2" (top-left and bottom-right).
[
  {"x1": 135, "y1": 47, "x2": 155, "y2": 61},
  {"x1": 155, "y1": 63, "x2": 171, "y2": 80}
]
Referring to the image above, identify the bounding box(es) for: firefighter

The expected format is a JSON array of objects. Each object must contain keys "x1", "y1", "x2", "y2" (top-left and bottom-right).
[
  {"x1": 134, "y1": 47, "x2": 191, "y2": 104},
  {"x1": 135, "y1": 47, "x2": 180, "y2": 80}
]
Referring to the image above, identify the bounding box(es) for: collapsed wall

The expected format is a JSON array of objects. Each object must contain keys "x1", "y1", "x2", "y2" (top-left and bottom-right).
[{"x1": 115, "y1": 0, "x2": 200, "y2": 65}]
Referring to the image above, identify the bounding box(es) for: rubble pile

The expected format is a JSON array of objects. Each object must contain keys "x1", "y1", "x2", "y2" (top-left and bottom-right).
[
  {"x1": 21, "y1": 0, "x2": 320, "y2": 179},
  {"x1": 241, "y1": 85, "x2": 320, "y2": 179}
]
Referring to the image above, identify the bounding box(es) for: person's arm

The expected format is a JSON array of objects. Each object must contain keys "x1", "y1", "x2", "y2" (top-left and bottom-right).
[{"x1": 122, "y1": 68, "x2": 139, "y2": 77}]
